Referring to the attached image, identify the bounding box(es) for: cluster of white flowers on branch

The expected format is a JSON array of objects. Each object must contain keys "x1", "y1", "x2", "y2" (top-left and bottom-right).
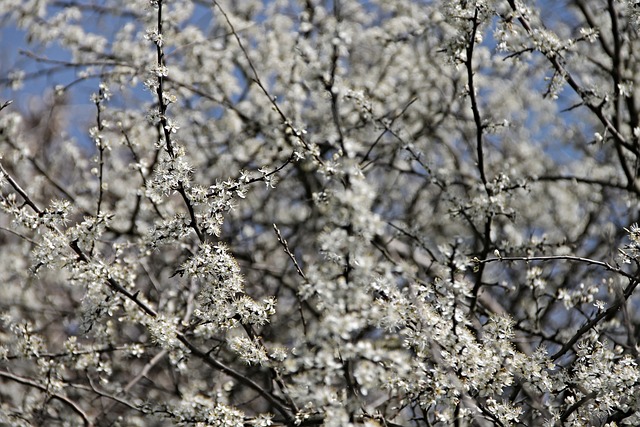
[{"x1": 3, "y1": 0, "x2": 640, "y2": 426}]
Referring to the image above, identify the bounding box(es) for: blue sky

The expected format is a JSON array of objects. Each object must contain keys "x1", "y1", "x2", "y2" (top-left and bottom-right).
[{"x1": 1, "y1": 21, "x2": 97, "y2": 147}]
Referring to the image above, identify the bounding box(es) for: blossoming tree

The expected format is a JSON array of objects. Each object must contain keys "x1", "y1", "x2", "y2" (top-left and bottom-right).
[{"x1": 1, "y1": 0, "x2": 640, "y2": 425}]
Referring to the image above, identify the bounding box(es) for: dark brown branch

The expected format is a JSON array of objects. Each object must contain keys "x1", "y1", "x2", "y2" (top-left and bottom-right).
[
  {"x1": 273, "y1": 224, "x2": 306, "y2": 280},
  {"x1": 176, "y1": 333, "x2": 295, "y2": 425},
  {"x1": 506, "y1": 0, "x2": 638, "y2": 159},
  {"x1": 476, "y1": 254, "x2": 640, "y2": 360},
  {"x1": 0, "y1": 370, "x2": 92, "y2": 427},
  {"x1": 465, "y1": 7, "x2": 488, "y2": 188},
  {"x1": 213, "y1": 1, "x2": 324, "y2": 166}
]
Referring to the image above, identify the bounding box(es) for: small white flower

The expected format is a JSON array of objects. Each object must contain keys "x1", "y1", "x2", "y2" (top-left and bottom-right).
[
  {"x1": 164, "y1": 120, "x2": 180, "y2": 134},
  {"x1": 594, "y1": 132, "x2": 604, "y2": 143}
]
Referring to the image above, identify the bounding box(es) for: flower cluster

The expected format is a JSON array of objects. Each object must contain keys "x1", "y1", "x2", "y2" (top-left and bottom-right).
[{"x1": 3, "y1": 0, "x2": 640, "y2": 426}]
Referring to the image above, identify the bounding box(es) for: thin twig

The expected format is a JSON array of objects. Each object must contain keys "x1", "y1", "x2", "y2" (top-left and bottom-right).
[
  {"x1": 465, "y1": 7, "x2": 488, "y2": 188},
  {"x1": 0, "y1": 99, "x2": 12, "y2": 111},
  {"x1": 273, "y1": 224, "x2": 306, "y2": 280},
  {"x1": 0, "y1": 225, "x2": 39, "y2": 245},
  {"x1": 0, "y1": 161, "x2": 44, "y2": 214},
  {"x1": 213, "y1": 1, "x2": 323, "y2": 165},
  {"x1": 96, "y1": 349, "x2": 168, "y2": 419},
  {"x1": 475, "y1": 254, "x2": 640, "y2": 360},
  {"x1": 475, "y1": 254, "x2": 635, "y2": 280},
  {"x1": 1, "y1": 160, "x2": 159, "y2": 317},
  {"x1": 0, "y1": 370, "x2": 93, "y2": 427},
  {"x1": 505, "y1": 0, "x2": 637, "y2": 157},
  {"x1": 176, "y1": 333, "x2": 295, "y2": 424},
  {"x1": 151, "y1": 0, "x2": 204, "y2": 242},
  {"x1": 3, "y1": 136, "x2": 77, "y2": 203},
  {"x1": 273, "y1": 223, "x2": 309, "y2": 338}
]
